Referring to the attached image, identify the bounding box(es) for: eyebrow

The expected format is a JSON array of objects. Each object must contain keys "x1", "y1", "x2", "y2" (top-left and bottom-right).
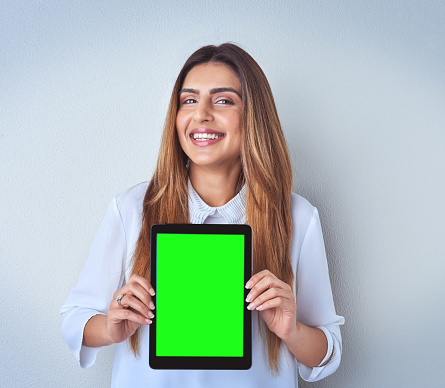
[{"x1": 179, "y1": 87, "x2": 242, "y2": 98}]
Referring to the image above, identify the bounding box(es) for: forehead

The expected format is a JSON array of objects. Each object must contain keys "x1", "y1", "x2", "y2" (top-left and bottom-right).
[{"x1": 182, "y1": 63, "x2": 241, "y2": 90}]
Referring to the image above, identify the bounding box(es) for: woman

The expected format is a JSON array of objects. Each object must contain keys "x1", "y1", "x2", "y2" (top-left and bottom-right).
[{"x1": 61, "y1": 43, "x2": 344, "y2": 387}]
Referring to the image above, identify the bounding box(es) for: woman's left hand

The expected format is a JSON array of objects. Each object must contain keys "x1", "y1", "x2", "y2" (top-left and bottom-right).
[{"x1": 245, "y1": 270, "x2": 297, "y2": 341}]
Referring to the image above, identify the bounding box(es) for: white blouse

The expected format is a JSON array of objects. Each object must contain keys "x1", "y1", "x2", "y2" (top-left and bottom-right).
[{"x1": 60, "y1": 181, "x2": 344, "y2": 387}]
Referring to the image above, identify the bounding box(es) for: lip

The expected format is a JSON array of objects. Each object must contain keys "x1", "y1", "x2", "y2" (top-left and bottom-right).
[{"x1": 189, "y1": 128, "x2": 226, "y2": 147}]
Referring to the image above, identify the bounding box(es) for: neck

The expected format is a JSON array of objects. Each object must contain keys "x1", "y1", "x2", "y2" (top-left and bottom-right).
[{"x1": 189, "y1": 162, "x2": 242, "y2": 207}]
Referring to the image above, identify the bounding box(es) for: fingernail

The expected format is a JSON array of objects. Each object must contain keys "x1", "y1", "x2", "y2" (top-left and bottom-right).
[
  {"x1": 256, "y1": 305, "x2": 263, "y2": 311},
  {"x1": 247, "y1": 302, "x2": 254, "y2": 310},
  {"x1": 149, "y1": 301, "x2": 155, "y2": 310},
  {"x1": 149, "y1": 289, "x2": 156, "y2": 296},
  {"x1": 145, "y1": 319, "x2": 152, "y2": 324},
  {"x1": 148, "y1": 311, "x2": 154, "y2": 319},
  {"x1": 246, "y1": 294, "x2": 252, "y2": 302},
  {"x1": 246, "y1": 281, "x2": 253, "y2": 289}
]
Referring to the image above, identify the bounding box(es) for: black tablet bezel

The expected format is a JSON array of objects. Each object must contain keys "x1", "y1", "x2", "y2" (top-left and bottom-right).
[{"x1": 149, "y1": 223, "x2": 252, "y2": 370}]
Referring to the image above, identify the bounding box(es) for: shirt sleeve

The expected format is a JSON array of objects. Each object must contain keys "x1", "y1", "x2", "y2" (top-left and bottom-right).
[
  {"x1": 60, "y1": 197, "x2": 127, "y2": 368},
  {"x1": 296, "y1": 208, "x2": 345, "y2": 382}
]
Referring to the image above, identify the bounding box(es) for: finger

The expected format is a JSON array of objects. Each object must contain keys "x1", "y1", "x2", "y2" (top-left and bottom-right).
[
  {"x1": 245, "y1": 270, "x2": 276, "y2": 289},
  {"x1": 110, "y1": 306, "x2": 152, "y2": 326},
  {"x1": 247, "y1": 287, "x2": 293, "y2": 310},
  {"x1": 129, "y1": 274, "x2": 156, "y2": 296},
  {"x1": 116, "y1": 294, "x2": 155, "y2": 319},
  {"x1": 115, "y1": 282, "x2": 155, "y2": 310},
  {"x1": 255, "y1": 297, "x2": 285, "y2": 312},
  {"x1": 246, "y1": 274, "x2": 290, "y2": 304},
  {"x1": 113, "y1": 274, "x2": 155, "y2": 299}
]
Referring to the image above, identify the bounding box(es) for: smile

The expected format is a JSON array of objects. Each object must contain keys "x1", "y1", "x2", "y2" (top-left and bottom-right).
[{"x1": 190, "y1": 133, "x2": 226, "y2": 141}]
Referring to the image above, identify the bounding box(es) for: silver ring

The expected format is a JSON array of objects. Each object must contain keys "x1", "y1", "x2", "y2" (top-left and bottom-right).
[{"x1": 116, "y1": 294, "x2": 124, "y2": 307}]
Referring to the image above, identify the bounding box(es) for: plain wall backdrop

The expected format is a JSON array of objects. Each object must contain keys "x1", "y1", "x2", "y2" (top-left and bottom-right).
[{"x1": 1, "y1": 1, "x2": 444, "y2": 387}]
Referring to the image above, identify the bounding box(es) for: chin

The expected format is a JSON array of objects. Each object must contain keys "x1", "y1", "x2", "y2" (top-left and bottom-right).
[{"x1": 190, "y1": 158, "x2": 219, "y2": 168}]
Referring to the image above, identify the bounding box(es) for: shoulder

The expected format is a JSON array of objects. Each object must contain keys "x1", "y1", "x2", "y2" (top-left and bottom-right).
[
  {"x1": 290, "y1": 192, "x2": 317, "y2": 227},
  {"x1": 290, "y1": 193, "x2": 319, "y2": 253},
  {"x1": 99, "y1": 182, "x2": 150, "y2": 251},
  {"x1": 114, "y1": 182, "x2": 149, "y2": 211},
  {"x1": 115, "y1": 180, "x2": 149, "y2": 203}
]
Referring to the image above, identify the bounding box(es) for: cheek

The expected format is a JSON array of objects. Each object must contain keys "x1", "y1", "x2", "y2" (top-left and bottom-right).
[
  {"x1": 175, "y1": 113, "x2": 183, "y2": 133},
  {"x1": 175, "y1": 115, "x2": 187, "y2": 149},
  {"x1": 226, "y1": 130, "x2": 242, "y2": 155},
  {"x1": 176, "y1": 110, "x2": 191, "y2": 133},
  {"x1": 221, "y1": 111, "x2": 242, "y2": 131}
]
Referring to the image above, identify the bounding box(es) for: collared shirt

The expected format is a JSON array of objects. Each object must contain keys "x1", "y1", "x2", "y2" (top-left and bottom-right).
[
  {"x1": 61, "y1": 181, "x2": 344, "y2": 387},
  {"x1": 188, "y1": 179, "x2": 247, "y2": 224}
]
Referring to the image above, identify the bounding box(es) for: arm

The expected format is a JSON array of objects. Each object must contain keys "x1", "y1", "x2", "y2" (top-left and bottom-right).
[
  {"x1": 60, "y1": 197, "x2": 125, "y2": 367},
  {"x1": 294, "y1": 207, "x2": 344, "y2": 380},
  {"x1": 246, "y1": 271, "x2": 328, "y2": 368},
  {"x1": 82, "y1": 274, "x2": 156, "y2": 348},
  {"x1": 59, "y1": 197, "x2": 133, "y2": 367},
  {"x1": 82, "y1": 314, "x2": 113, "y2": 347},
  {"x1": 246, "y1": 206, "x2": 344, "y2": 380},
  {"x1": 283, "y1": 323, "x2": 328, "y2": 367}
]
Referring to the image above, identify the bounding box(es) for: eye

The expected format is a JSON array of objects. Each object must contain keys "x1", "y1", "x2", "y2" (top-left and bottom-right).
[
  {"x1": 215, "y1": 99, "x2": 234, "y2": 105},
  {"x1": 182, "y1": 98, "x2": 197, "y2": 104}
]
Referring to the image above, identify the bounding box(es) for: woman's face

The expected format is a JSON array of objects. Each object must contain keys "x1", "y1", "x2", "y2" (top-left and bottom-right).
[{"x1": 176, "y1": 62, "x2": 243, "y2": 171}]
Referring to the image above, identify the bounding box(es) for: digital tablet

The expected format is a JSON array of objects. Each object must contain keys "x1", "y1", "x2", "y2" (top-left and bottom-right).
[{"x1": 149, "y1": 224, "x2": 252, "y2": 370}]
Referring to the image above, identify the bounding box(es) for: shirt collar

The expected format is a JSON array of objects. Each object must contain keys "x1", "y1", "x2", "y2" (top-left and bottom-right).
[{"x1": 188, "y1": 179, "x2": 246, "y2": 224}]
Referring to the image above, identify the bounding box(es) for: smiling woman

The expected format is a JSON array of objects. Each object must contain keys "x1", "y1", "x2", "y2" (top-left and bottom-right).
[{"x1": 60, "y1": 43, "x2": 344, "y2": 388}]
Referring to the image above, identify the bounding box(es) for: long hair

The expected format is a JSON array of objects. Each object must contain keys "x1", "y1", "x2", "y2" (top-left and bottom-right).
[{"x1": 130, "y1": 43, "x2": 293, "y2": 373}]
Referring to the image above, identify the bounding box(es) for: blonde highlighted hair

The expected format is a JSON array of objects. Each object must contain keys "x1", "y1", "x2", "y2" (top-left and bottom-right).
[{"x1": 130, "y1": 43, "x2": 293, "y2": 373}]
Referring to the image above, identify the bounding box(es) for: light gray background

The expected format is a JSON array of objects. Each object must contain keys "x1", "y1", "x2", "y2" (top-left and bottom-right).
[{"x1": 1, "y1": 1, "x2": 444, "y2": 387}]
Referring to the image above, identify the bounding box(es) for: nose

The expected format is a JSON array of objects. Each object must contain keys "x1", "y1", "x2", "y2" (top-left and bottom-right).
[{"x1": 193, "y1": 99, "x2": 213, "y2": 123}]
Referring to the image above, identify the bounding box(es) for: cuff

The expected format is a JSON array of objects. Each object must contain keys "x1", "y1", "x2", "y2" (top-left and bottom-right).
[
  {"x1": 61, "y1": 309, "x2": 105, "y2": 369},
  {"x1": 298, "y1": 326, "x2": 333, "y2": 381}
]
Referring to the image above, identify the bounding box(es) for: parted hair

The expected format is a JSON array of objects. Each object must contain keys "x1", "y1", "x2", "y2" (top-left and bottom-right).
[{"x1": 130, "y1": 43, "x2": 293, "y2": 373}]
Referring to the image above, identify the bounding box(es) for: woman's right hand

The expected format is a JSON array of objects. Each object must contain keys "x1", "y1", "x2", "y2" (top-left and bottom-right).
[{"x1": 107, "y1": 274, "x2": 156, "y2": 344}]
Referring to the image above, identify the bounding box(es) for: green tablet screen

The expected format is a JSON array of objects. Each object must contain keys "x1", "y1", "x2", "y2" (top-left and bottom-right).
[{"x1": 156, "y1": 233, "x2": 245, "y2": 357}]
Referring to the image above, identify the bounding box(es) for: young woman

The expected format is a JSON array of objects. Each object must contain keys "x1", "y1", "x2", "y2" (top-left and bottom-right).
[{"x1": 61, "y1": 43, "x2": 344, "y2": 387}]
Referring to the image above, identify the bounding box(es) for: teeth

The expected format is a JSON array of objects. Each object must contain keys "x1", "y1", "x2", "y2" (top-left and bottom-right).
[{"x1": 191, "y1": 133, "x2": 224, "y2": 141}]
